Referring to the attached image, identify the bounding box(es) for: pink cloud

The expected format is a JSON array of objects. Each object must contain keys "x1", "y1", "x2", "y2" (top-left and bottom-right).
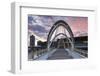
[{"x1": 66, "y1": 17, "x2": 88, "y2": 37}]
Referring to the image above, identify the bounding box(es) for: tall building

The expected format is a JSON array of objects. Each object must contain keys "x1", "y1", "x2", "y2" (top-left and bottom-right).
[{"x1": 30, "y1": 35, "x2": 35, "y2": 47}]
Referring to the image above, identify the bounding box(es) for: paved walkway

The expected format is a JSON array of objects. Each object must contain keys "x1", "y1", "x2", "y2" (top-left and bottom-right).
[{"x1": 47, "y1": 49, "x2": 73, "y2": 60}]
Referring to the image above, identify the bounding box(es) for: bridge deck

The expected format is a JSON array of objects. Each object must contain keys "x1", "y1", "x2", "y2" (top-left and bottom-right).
[{"x1": 47, "y1": 49, "x2": 73, "y2": 60}]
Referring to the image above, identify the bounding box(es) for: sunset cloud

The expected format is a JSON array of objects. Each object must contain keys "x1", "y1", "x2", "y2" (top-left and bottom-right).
[{"x1": 28, "y1": 15, "x2": 88, "y2": 40}]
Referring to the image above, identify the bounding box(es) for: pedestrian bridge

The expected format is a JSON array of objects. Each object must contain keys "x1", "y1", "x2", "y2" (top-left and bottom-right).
[
  {"x1": 28, "y1": 20, "x2": 87, "y2": 60},
  {"x1": 35, "y1": 48, "x2": 85, "y2": 60},
  {"x1": 36, "y1": 20, "x2": 86, "y2": 60}
]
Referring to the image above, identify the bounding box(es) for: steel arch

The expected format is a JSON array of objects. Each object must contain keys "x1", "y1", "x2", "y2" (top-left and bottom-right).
[{"x1": 47, "y1": 20, "x2": 74, "y2": 51}]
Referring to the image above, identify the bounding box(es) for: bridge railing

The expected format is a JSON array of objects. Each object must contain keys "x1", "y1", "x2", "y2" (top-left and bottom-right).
[
  {"x1": 36, "y1": 48, "x2": 55, "y2": 58},
  {"x1": 74, "y1": 48, "x2": 88, "y2": 57},
  {"x1": 29, "y1": 48, "x2": 48, "y2": 60},
  {"x1": 28, "y1": 47, "x2": 56, "y2": 60}
]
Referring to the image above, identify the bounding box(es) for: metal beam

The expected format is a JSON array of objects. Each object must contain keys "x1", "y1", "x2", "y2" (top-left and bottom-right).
[{"x1": 47, "y1": 20, "x2": 74, "y2": 51}]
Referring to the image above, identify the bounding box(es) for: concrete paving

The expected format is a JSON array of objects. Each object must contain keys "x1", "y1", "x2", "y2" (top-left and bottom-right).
[{"x1": 47, "y1": 49, "x2": 73, "y2": 60}]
